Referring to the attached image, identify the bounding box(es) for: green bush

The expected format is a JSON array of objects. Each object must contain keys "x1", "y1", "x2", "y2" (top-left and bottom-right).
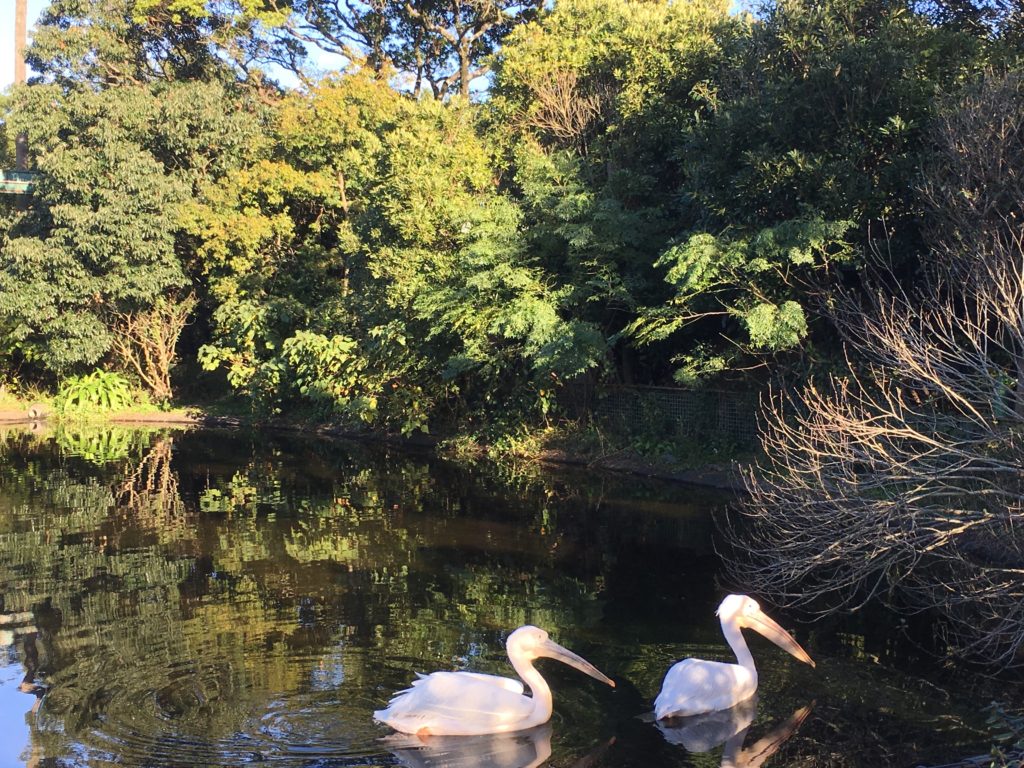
[{"x1": 56, "y1": 370, "x2": 135, "y2": 413}]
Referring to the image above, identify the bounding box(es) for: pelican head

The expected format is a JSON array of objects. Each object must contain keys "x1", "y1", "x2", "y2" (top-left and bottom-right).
[
  {"x1": 718, "y1": 595, "x2": 815, "y2": 668},
  {"x1": 507, "y1": 626, "x2": 616, "y2": 687}
]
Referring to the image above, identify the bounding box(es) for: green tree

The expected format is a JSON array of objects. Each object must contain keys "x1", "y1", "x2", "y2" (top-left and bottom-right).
[
  {"x1": 191, "y1": 71, "x2": 605, "y2": 430},
  {"x1": 29, "y1": 0, "x2": 289, "y2": 90},
  {"x1": 280, "y1": 0, "x2": 541, "y2": 97},
  {"x1": 492, "y1": 0, "x2": 741, "y2": 384},
  {"x1": 0, "y1": 86, "x2": 187, "y2": 372},
  {"x1": 30, "y1": 0, "x2": 228, "y2": 86},
  {"x1": 2, "y1": 40, "x2": 264, "y2": 382},
  {"x1": 630, "y1": 0, "x2": 988, "y2": 382},
  {"x1": 1, "y1": 0, "x2": 265, "y2": 383}
]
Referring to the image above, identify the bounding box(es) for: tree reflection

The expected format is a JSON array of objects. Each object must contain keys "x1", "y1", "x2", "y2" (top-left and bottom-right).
[
  {"x1": 0, "y1": 426, "x2": 994, "y2": 767},
  {"x1": 0, "y1": 427, "x2": 635, "y2": 765}
]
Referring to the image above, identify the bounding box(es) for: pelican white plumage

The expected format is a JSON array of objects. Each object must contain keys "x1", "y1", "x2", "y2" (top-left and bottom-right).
[
  {"x1": 654, "y1": 595, "x2": 814, "y2": 719},
  {"x1": 374, "y1": 625, "x2": 616, "y2": 736}
]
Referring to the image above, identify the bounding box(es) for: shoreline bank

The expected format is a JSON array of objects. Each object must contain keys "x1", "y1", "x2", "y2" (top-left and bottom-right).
[{"x1": 0, "y1": 405, "x2": 747, "y2": 493}]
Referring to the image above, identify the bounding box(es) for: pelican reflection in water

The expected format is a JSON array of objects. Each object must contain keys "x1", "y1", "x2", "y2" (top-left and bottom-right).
[
  {"x1": 657, "y1": 697, "x2": 813, "y2": 768},
  {"x1": 385, "y1": 722, "x2": 615, "y2": 768},
  {"x1": 383, "y1": 723, "x2": 553, "y2": 768},
  {"x1": 375, "y1": 625, "x2": 615, "y2": 736},
  {"x1": 655, "y1": 595, "x2": 814, "y2": 719}
]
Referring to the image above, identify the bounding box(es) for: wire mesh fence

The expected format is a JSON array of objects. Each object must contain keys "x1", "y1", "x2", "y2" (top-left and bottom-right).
[{"x1": 594, "y1": 386, "x2": 763, "y2": 448}]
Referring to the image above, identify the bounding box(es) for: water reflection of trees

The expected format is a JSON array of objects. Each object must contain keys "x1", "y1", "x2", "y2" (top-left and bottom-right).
[
  {"x1": 0, "y1": 427, "x2": 991, "y2": 766},
  {"x1": 1, "y1": 427, "x2": 687, "y2": 763}
]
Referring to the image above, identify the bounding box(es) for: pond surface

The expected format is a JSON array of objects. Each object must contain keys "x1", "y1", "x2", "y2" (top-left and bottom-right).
[{"x1": 0, "y1": 426, "x2": 1000, "y2": 767}]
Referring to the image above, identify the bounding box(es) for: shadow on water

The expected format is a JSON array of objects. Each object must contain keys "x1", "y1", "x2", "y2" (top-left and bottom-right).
[{"x1": 0, "y1": 425, "x2": 1007, "y2": 767}]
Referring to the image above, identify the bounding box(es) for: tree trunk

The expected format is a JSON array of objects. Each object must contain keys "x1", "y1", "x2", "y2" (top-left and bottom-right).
[
  {"x1": 413, "y1": 29, "x2": 424, "y2": 98},
  {"x1": 459, "y1": 42, "x2": 470, "y2": 98},
  {"x1": 14, "y1": 0, "x2": 28, "y2": 169}
]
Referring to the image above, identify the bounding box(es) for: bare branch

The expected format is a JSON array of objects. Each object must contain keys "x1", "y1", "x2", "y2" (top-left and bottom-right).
[
  {"x1": 110, "y1": 295, "x2": 196, "y2": 403},
  {"x1": 726, "y1": 71, "x2": 1024, "y2": 669}
]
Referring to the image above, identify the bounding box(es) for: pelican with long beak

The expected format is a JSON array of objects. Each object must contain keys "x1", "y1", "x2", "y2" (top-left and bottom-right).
[
  {"x1": 654, "y1": 595, "x2": 814, "y2": 719},
  {"x1": 375, "y1": 625, "x2": 616, "y2": 736}
]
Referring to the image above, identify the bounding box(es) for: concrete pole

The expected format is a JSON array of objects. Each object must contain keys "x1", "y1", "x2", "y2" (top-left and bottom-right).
[{"x1": 14, "y1": 0, "x2": 29, "y2": 170}]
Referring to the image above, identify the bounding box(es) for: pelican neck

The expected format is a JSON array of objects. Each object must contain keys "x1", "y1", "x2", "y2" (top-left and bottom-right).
[
  {"x1": 508, "y1": 652, "x2": 553, "y2": 725},
  {"x1": 721, "y1": 616, "x2": 756, "y2": 675}
]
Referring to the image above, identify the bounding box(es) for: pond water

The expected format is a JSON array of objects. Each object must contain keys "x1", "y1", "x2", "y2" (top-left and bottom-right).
[{"x1": 0, "y1": 425, "x2": 1001, "y2": 767}]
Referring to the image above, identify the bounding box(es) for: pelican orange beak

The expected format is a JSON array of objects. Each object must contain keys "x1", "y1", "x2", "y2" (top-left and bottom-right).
[
  {"x1": 539, "y1": 639, "x2": 616, "y2": 687},
  {"x1": 747, "y1": 610, "x2": 815, "y2": 668}
]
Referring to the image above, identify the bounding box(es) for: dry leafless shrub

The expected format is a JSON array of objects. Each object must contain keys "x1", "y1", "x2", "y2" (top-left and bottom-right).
[
  {"x1": 524, "y1": 69, "x2": 614, "y2": 149},
  {"x1": 727, "y1": 70, "x2": 1024, "y2": 668},
  {"x1": 111, "y1": 295, "x2": 195, "y2": 403}
]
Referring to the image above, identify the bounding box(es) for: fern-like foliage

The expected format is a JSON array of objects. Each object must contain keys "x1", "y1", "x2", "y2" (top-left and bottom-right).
[{"x1": 56, "y1": 370, "x2": 134, "y2": 413}]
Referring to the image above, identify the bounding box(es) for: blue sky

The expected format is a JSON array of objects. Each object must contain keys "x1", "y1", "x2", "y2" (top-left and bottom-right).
[{"x1": 1, "y1": 0, "x2": 755, "y2": 92}]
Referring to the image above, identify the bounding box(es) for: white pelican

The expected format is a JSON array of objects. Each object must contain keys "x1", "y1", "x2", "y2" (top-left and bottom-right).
[
  {"x1": 374, "y1": 625, "x2": 616, "y2": 736},
  {"x1": 654, "y1": 594, "x2": 814, "y2": 719}
]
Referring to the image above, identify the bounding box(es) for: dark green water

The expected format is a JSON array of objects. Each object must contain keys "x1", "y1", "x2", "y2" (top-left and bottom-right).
[{"x1": 0, "y1": 426, "x2": 997, "y2": 767}]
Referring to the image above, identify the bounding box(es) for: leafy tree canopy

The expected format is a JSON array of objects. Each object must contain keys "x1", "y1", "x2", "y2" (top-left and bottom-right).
[
  {"x1": 1, "y1": 68, "x2": 264, "y2": 374},
  {"x1": 629, "y1": 0, "x2": 989, "y2": 381}
]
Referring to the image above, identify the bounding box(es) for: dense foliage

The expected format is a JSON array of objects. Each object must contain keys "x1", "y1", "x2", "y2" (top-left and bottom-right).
[
  {"x1": 0, "y1": 0, "x2": 1019, "y2": 434},
  {"x1": 4, "y1": 0, "x2": 1024, "y2": 674}
]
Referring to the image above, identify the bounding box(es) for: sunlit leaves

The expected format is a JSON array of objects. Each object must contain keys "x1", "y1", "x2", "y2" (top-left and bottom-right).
[
  {"x1": 631, "y1": 217, "x2": 849, "y2": 355},
  {"x1": 191, "y1": 71, "x2": 606, "y2": 428},
  {"x1": 56, "y1": 370, "x2": 136, "y2": 412},
  {"x1": 742, "y1": 300, "x2": 808, "y2": 350}
]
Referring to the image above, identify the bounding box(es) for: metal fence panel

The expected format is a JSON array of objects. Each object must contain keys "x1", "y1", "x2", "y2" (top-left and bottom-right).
[{"x1": 595, "y1": 386, "x2": 762, "y2": 448}]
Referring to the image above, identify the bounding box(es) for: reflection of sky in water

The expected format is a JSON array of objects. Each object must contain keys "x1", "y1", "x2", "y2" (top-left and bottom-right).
[{"x1": 0, "y1": 654, "x2": 32, "y2": 765}]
